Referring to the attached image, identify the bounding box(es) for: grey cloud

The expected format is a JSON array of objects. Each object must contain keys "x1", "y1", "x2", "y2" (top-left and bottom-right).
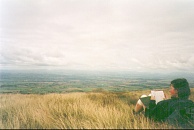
[{"x1": 1, "y1": 0, "x2": 194, "y2": 72}]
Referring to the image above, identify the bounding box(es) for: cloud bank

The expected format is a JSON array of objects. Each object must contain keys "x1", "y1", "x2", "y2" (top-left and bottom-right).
[{"x1": 1, "y1": 0, "x2": 194, "y2": 72}]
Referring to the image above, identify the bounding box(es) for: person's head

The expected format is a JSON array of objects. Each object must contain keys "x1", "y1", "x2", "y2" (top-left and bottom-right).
[{"x1": 169, "y1": 78, "x2": 190, "y2": 99}]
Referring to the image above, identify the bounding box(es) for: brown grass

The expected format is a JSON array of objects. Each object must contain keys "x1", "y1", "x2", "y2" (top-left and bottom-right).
[{"x1": 0, "y1": 88, "x2": 193, "y2": 129}]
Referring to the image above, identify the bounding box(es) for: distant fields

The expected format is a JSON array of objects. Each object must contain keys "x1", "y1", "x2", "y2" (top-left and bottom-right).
[
  {"x1": 2, "y1": 70, "x2": 193, "y2": 94},
  {"x1": 0, "y1": 79, "x2": 171, "y2": 94}
]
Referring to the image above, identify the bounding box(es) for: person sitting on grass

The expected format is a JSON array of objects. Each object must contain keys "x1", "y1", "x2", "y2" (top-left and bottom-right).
[{"x1": 134, "y1": 78, "x2": 194, "y2": 127}]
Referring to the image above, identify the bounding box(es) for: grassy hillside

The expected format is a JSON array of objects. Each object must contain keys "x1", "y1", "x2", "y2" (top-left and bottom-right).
[{"x1": 0, "y1": 89, "x2": 194, "y2": 129}]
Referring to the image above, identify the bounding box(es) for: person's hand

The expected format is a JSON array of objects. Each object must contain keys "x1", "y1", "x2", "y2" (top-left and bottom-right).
[
  {"x1": 163, "y1": 93, "x2": 169, "y2": 100},
  {"x1": 151, "y1": 95, "x2": 155, "y2": 100}
]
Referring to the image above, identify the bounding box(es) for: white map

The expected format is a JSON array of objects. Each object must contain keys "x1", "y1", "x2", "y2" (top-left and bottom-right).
[{"x1": 151, "y1": 90, "x2": 165, "y2": 104}]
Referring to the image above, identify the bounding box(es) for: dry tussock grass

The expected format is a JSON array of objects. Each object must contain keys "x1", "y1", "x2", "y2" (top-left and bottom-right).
[{"x1": 0, "y1": 89, "x2": 193, "y2": 129}]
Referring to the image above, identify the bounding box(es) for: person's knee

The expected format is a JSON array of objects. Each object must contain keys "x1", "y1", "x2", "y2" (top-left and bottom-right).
[
  {"x1": 137, "y1": 94, "x2": 147, "y2": 106},
  {"x1": 134, "y1": 95, "x2": 147, "y2": 113}
]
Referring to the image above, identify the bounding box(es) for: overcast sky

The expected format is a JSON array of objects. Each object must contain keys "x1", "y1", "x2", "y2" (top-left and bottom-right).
[{"x1": 1, "y1": 0, "x2": 194, "y2": 73}]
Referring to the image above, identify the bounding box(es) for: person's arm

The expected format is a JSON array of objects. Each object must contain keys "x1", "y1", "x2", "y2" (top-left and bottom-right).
[
  {"x1": 145, "y1": 99, "x2": 169, "y2": 121},
  {"x1": 145, "y1": 100, "x2": 156, "y2": 118}
]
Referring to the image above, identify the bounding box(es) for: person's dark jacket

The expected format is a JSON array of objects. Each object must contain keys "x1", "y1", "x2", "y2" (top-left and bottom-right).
[{"x1": 145, "y1": 97, "x2": 193, "y2": 122}]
